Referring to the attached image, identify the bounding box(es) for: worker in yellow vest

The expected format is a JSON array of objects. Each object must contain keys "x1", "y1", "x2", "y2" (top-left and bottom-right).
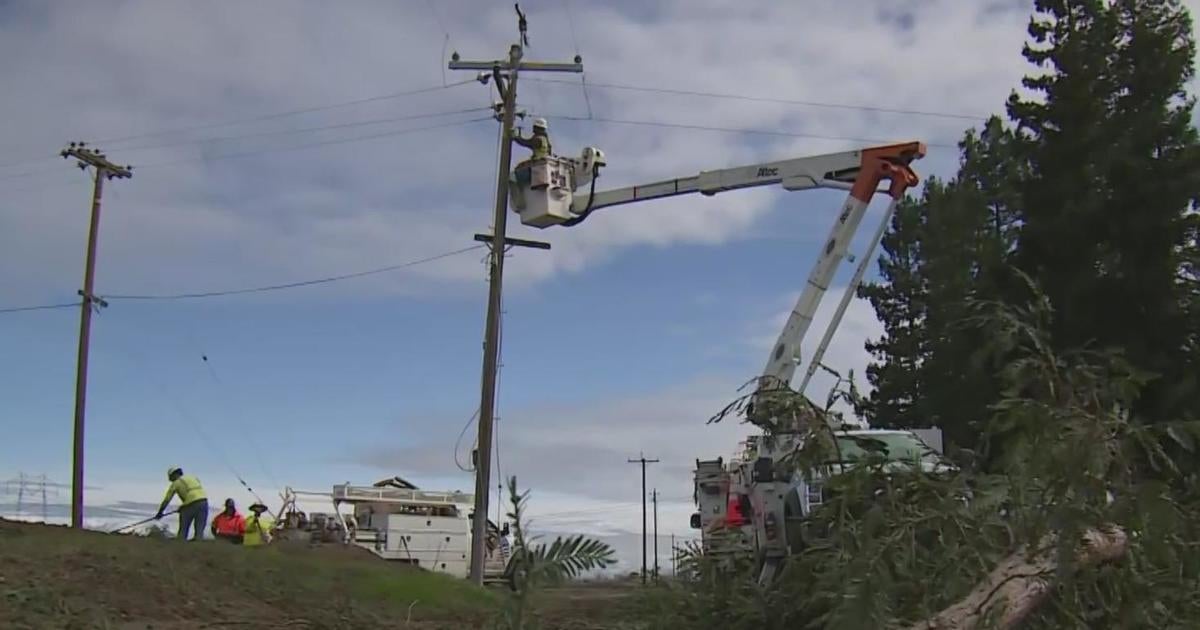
[
  {"x1": 513, "y1": 118, "x2": 553, "y2": 188},
  {"x1": 156, "y1": 466, "x2": 209, "y2": 541},
  {"x1": 243, "y1": 502, "x2": 274, "y2": 547},
  {"x1": 514, "y1": 118, "x2": 552, "y2": 162}
]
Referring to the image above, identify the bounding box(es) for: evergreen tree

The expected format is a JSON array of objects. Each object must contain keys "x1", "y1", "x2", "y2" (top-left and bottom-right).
[
  {"x1": 863, "y1": 0, "x2": 1200, "y2": 454},
  {"x1": 1008, "y1": 0, "x2": 1200, "y2": 425},
  {"x1": 859, "y1": 120, "x2": 1021, "y2": 451}
]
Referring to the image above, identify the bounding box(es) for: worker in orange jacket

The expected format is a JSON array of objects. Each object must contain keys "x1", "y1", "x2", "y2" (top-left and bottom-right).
[{"x1": 210, "y1": 498, "x2": 245, "y2": 544}]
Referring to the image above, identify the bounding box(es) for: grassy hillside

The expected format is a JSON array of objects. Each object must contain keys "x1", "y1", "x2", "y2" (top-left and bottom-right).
[{"x1": 0, "y1": 519, "x2": 494, "y2": 629}]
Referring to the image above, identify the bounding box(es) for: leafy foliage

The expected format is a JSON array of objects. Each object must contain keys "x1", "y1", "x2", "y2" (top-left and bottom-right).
[
  {"x1": 666, "y1": 2, "x2": 1200, "y2": 627},
  {"x1": 496, "y1": 475, "x2": 616, "y2": 630},
  {"x1": 664, "y1": 280, "x2": 1200, "y2": 629}
]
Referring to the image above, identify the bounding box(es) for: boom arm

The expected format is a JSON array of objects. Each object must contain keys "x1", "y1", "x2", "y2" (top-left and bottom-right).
[
  {"x1": 760, "y1": 143, "x2": 923, "y2": 390},
  {"x1": 570, "y1": 148, "x2": 883, "y2": 215},
  {"x1": 513, "y1": 141, "x2": 925, "y2": 401}
]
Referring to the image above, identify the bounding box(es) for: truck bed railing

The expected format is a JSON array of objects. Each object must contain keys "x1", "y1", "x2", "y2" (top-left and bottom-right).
[{"x1": 332, "y1": 484, "x2": 474, "y2": 507}]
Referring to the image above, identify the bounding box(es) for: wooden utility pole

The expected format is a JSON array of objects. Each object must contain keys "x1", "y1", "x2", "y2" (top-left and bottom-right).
[
  {"x1": 652, "y1": 488, "x2": 659, "y2": 582},
  {"x1": 627, "y1": 453, "x2": 659, "y2": 584},
  {"x1": 60, "y1": 142, "x2": 132, "y2": 529},
  {"x1": 671, "y1": 533, "x2": 676, "y2": 577},
  {"x1": 450, "y1": 4, "x2": 582, "y2": 585}
]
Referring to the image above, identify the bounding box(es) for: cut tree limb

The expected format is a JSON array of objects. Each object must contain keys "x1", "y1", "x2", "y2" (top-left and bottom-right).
[{"x1": 905, "y1": 526, "x2": 1128, "y2": 630}]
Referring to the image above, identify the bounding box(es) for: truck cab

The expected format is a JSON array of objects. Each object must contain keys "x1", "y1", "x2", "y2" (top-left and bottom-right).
[{"x1": 692, "y1": 428, "x2": 949, "y2": 575}]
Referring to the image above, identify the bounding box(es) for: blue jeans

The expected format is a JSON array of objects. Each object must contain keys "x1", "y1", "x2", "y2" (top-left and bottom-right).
[{"x1": 178, "y1": 499, "x2": 209, "y2": 541}]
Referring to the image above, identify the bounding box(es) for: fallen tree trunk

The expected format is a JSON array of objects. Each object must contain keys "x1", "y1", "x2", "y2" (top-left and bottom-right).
[{"x1": 906, "y1": 526, "x2": 1128, "y2": 630}]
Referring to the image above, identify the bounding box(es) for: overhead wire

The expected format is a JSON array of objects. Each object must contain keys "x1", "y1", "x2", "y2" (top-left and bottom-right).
[
  {"x1": 453, "y1": 408, "x2": 481, "y2": 473},
  {"x1": 133, "y1": 116, "x2": 494, "y2": 171},
  {"x1": 0, "y1": 301, "x2": 78, "y2": 314},
  {"x1": 110, "y1": 106, "x2": 492, "y2": 154},
  {"x1": 96, "y1": 80, "x2": 478, "y2": 147},
  {"x1": 486, "y1": 115, "x2": 509, "y2": 517},
  {"x1": 198, "y1": 352, "x2": 283, "y2": 495},
  {"x1": 561, "y1": 0, "x2": 593, "y2": 119},
  {"x1": 2, "y1": 245, "x2": 486, "y2": 315},
  {"x1": 526, "y1": 77, "x2": 987, "y2": 121},
  {"x1": 423, "y1": 0, "x2": 453, "y2": 87},
  {"x1": 0, "y1": 116, "x2": 493, "y2": 191},
  {"x1": 493, "y1": 278, "x2": 506, "y2": 523},
  {"x1": 0, "y1": 80, "x2": 478, "y2": 171},
  {"x1": 111, "y1": 335, "x2": 273, "y2": 514},
  {"x1": 101, "y1": 245, "x2": 485, "y2": 301},
  {"x1": 544, "y1": 113, "x2": 959, "y2": 149}
]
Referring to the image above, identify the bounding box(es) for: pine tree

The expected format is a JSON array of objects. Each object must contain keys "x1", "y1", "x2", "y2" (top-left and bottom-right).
[
  {"x1": 859, "y1": 121, "x2": 1021, "y2": 451},
  {"x1": 1009, "y1": 0, "x2": 1200, "y2": 424},
  {"x1": 863, "y1": 0, "x2": 1200, "y2": 455}
]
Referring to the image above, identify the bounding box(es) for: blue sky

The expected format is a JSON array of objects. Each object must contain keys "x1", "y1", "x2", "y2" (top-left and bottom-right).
[{"x1": 7, "y1": 0, "x2": 1187, "y2": 568}]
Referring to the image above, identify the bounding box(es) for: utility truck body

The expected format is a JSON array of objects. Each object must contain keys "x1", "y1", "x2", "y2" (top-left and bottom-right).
[{"x1": 509, "y1": 131, "x2": 935, "y2": 580}]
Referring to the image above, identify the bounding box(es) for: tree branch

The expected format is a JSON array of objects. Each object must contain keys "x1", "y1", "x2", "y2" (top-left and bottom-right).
[{"x1": 905, "y1": 526, "x2": 1128, "y2": 630}]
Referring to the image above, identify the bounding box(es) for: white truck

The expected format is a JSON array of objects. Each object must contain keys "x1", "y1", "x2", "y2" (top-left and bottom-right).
[
  {"x1": 508, "y1": 129, "x2": 940, "y2": 580},
  {"x1": 281, "y1": 477, "x2": 509, "y2": 582},
  {"x1": 691, "y1": 428, "x2": 950, "y2": 579}
]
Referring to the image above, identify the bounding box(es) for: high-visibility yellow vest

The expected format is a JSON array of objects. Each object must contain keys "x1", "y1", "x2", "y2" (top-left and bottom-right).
[
  {"x1": 244, "y1": 514, "x2": 273, "y2": 547},
  {"x1": 163, "y1": 475, "x2": 207, "y2": 506}
]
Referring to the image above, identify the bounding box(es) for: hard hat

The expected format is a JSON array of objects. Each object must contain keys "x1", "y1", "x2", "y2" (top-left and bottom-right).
[
  {"x1": 167, "y1": 466, "x2": 182, "y2": 478},
  {"x1": 532, "y1": 117, "x2": 547, "y2": 130}
]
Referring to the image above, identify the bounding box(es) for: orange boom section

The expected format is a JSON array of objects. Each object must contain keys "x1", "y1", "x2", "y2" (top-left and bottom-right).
[{"x1": 849, "y1": 141, "x2": 927, "y2": 202}]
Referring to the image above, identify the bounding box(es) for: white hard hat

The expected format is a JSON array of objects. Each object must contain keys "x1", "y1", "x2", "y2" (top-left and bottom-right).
[
  {"x1": 532, "y1": 117, "x2": 548, "y2": 130},
  {"x1": 167, "y1": 466, "x2": 182, "y2": 478}
]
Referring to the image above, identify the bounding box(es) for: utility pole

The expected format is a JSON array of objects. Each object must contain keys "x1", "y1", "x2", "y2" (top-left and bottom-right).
[
  {"x1": 652, "y1": 488, "x2": 659, "y2": 582},
  {"x1": 671, "y1": 533, "x2": 676, "y2": 577},
  {"x1": 60, "y1": 142, "x2": 132, "y2": 529},
  {"x1": 450, "y1": 4, "x2": 582, "y2": 585},
  {"x1": 627, "y1": 453, "x2": 659, "y2": 585}
]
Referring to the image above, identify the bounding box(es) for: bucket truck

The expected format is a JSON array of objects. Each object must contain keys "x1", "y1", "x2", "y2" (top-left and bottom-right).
[{"x1": 508, "y1": 135, "x2": 946, "y2": 581}]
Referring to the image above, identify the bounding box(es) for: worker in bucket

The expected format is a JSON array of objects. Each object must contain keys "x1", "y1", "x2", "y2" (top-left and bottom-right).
[
  {"x1": 512, "y1": 118, "x2": 552, "y2": 187},
  {"x1": 514, "y1": 118, "x2": 552, "y2": 162},
  {"x1": 243, "y1": 502, "x2": 274, "y2": 547},
  {"x1": 155, "y1": 466, "x2": 209, "y2": 541},
  {"x1": 210, "y1": 498, "x2": 245, "y2": 544}
]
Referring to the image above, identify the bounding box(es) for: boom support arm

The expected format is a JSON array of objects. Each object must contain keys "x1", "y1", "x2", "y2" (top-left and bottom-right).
[{"x1": 760, "y1": 142, "x2": 924, "y2": 392}]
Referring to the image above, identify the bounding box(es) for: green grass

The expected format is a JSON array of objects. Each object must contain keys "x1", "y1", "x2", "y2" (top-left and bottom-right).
[{"x1": 0, "y1": 519, "x2": 495, "y2": 629}]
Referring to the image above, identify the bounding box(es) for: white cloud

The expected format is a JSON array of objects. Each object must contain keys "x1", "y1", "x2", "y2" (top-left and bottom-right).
[{"x1": 0, "y1": 0, "x2": 1049, "y2": 303}]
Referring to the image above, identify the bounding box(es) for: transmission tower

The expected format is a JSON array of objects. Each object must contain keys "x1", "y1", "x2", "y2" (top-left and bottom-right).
[{"x1": 2, "y1": 473, "x2": 61, "y2": 521}]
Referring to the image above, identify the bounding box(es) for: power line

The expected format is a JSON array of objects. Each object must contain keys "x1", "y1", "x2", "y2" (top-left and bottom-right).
[
  {"x1": 0, "y1": 80, "x2": 479, "y2": 171},
  {"x1": 546, "y1": 113, "x2": 959, "y2": 149},
  {"x1": 454, "y1": 409, "x2": 481, "y2": 473},
  {"x1": 109, "y1": 338, "x2": 271, "y2": 515},
  {"x1": 103, "y1": 245, "x2": 485, "y2": 301},
  {"x1": 133, "y1": 116, "x2": 494, "y2": 170},
  {"x1": 111, "y1": 106, "x2": 492, "y2": 154},
  {"x1": 559, "y1": 0, "x2": 593, "y2": 120},
  {"x1": 0, "y1": 116, "x2": 493, "y2": 191},
  {"x1": 96, "y1": 80, "x2": 478, "y2": 147},
  {"x1": 1, "y1": 245, "x2": 486, "y2": 315},
  {"x1": 198, "y1": 352, "x2": 282, "y2": 494},
  {"x1": 423, "y1": 0, "x2": 453, "y2": 87},
  {"x1": 0, "y1": 301, "x2": 79, "y2": 314},
  {"x1": 527, "y1": 77, "x2": 987, "y2": 121}
]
